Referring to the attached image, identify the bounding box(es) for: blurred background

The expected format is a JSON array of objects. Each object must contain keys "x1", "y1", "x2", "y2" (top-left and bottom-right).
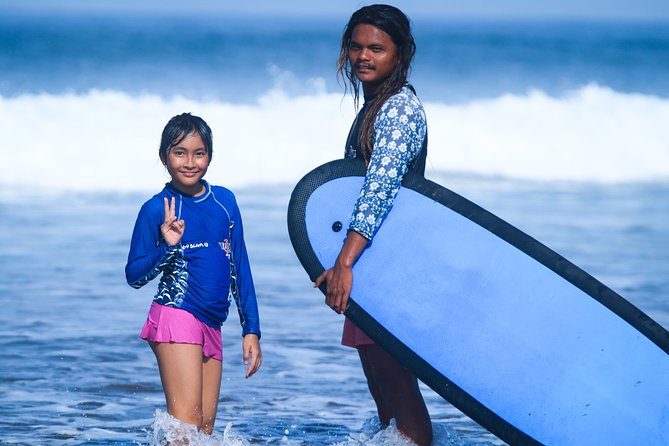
[{"x1": 1, "y1": 1, "x2": 668, "y2": 445}]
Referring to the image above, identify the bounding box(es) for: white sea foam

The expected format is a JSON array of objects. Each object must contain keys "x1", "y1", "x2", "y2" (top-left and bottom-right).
[
  {"x1": 333, "y1": 416, "x2": 483, "y2": 446},
  {"x1": 1, "y1": 84, "x2": 667, "y2": 193},
  {"x1": 425, "y1": 84, "x2": 669, "y2": 183},
  {"x1": 147, "y1": 409, "x2": 250, "y2": 446}
]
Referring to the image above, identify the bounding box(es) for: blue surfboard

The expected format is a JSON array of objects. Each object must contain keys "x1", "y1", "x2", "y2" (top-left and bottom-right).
[{"x1": 287, "y1": 159, "x2": 669, "y2": 446}]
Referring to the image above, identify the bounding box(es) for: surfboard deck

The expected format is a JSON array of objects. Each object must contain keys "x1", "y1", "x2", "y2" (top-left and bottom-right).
[{"x1": 287, "y1": 159, "x2": 669, "y2": 446}]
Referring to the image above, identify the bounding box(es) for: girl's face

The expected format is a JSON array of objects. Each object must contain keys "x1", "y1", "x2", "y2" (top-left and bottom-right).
[
  {"x1": 164, "y1": 131, "x2": 210, "y2": 196},
  {"x1": 347, "y1": 23, "x2": 399, "y2": 95}
]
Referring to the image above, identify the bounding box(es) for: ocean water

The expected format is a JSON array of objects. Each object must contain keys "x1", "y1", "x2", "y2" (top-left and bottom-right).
[{"x1": 1, "y1": 10, "x2": 668, "y2": 446}]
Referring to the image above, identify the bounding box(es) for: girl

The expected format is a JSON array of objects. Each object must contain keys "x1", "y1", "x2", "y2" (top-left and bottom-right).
[
  {"x1": 314, "y1": 5, "x2": 432, "y2": 446},
  {"x1": 126, "y1": 112, "x2": 262, "y2": 435}
]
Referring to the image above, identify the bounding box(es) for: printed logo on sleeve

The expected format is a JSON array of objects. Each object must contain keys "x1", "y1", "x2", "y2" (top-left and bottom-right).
[
  {"x1": 219, "y1": 239, "x2": 231, "y2": 255},
  {"x1": 184, "y1": 242, "x2": 209, "y2": 249}
]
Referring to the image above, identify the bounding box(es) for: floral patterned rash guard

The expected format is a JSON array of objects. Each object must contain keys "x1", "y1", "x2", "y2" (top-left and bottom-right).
[{"x1": 346, "y1": 85, "x2": 427, "y2": 240}]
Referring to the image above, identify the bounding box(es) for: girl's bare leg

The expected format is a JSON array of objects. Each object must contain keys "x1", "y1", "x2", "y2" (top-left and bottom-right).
[
  {"x1": 358, "y1": 344, "x2": 433, "y2": 446},
  {"x1": 150, "y1": 342, "x2": 204, "y2": 429},
  {"x1": 201, "y1": 357, "x2": 222, "y2": 434}
]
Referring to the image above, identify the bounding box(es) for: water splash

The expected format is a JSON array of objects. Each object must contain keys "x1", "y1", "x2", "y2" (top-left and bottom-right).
[
  {"x1": 146, "y1": 410, "x2": 249, "y2": 446},
  {"x1": 332, "y1": 417, "x2": 498, "y2": 446}
]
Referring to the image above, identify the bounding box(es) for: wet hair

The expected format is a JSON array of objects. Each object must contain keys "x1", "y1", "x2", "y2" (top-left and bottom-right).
[
  {"x1": 336, "y1": 4, "x2": 416, "y2": 162},
  {"x1": 159, "y1": 112, "x2": 213, "y2": 164}
]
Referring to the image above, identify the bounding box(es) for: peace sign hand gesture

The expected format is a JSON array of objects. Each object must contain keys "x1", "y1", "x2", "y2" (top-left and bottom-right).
[{"x1": 161, "y1": 197, "x2": 185, "y2": 246}]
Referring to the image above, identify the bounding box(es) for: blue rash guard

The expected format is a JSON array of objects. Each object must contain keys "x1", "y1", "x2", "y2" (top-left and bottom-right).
[{"x1": 125, "y1": 180, "x2": 261, "y2": 337}]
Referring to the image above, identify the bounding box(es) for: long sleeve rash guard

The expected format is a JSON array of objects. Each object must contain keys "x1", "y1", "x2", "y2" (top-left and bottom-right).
[
  {"x1": 125, "y1": 180, "x2": 260, "y2": 337},
  {"x1": 346, "y1": 86, "x2": 427, "y2": 239}
]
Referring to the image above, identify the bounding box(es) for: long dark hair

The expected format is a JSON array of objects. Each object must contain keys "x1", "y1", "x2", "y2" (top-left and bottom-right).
[
  {"x1": 159, "y1": 112, "x2": 213, "y2": 164},
  {"x1": 337, "y1": 4, "x2": 416, "y2": 162}
]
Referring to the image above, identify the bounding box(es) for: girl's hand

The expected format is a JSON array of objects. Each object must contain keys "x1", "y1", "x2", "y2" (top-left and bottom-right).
[
  {"x1": 161, "y1": 197, "x2": 185, "y2": 246},
  {"x1": 243, "y1": 334, "x2": 262, "y2": 378}
]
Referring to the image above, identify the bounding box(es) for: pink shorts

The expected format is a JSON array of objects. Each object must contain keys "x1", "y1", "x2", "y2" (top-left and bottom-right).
[
  {"x1": 341, "y1": 317, "x2": 376, "y2": 348},
  {"x1": 140, "y1": 302, "x2": 223, "y2": 361}
]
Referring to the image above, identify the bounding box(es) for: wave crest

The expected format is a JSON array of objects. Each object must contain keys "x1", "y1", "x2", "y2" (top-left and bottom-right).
[{"x1": 0, "y1": 84, "x2": 667, "y2": 193}]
